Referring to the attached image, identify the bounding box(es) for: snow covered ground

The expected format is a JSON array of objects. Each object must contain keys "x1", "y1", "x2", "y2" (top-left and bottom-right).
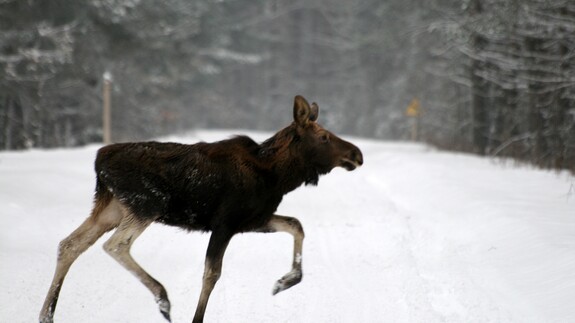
[{"x1": 1, "y1": 130, "x2": 574, "y2": 323}]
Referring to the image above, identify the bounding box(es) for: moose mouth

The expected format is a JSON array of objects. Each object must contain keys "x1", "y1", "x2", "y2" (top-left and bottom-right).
[{"x1": 340, "y1": 158, "x2": 361, "y2": 171}]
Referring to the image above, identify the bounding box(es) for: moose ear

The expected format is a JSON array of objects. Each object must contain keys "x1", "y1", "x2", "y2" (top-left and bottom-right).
[
  {"x1": 310, "y1": 102, "x2": 319, "y2": 122},
  {"x1": 293, "y1": 95, "x2": 311, "y2": 126}
]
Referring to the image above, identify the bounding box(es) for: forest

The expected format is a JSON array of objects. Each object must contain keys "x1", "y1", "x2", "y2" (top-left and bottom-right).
[{"x1": 1, "y1": 0, "x2": 574, "y2": 172}]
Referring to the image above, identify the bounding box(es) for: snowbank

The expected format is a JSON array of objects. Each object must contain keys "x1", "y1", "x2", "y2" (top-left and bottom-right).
[{"x1": 1, "y1": 130, "x2": 573, "y2": 322}]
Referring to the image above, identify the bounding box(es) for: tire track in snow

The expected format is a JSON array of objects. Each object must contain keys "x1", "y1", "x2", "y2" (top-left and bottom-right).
[
  {"x1": 365, "y1": 160, "x2": 515, "y2": 323},
  {"x1": 314, "y1": 168, "x2": 445, "y2": 322},
  {"x1": 364, "y1": 175, "x2": 449, "y2": 323}
]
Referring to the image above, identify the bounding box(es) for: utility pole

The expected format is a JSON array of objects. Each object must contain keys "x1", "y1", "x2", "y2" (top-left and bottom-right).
[{"x1": 103, "y1": 71, "x2": 112, "y2": 145}]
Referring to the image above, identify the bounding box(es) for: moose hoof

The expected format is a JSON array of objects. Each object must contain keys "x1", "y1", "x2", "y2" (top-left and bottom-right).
[
  {"x1": 272, "y1": 269, "x2": 302, "y2": 295},
  {"x1": 157, "y1": 298, "x2": 172, "y2": 322},
  {"x1": 39, "y1": 316, "x2": 54, "y2": 323}
]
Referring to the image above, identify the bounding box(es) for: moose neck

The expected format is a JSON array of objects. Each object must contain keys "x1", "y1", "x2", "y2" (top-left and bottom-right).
[{"x1": 259, "y1": 126, "x2": 321, "y2": 195}]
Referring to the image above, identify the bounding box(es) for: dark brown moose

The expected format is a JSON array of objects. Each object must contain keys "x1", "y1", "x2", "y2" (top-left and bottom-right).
[{"x1": 39, "y1": 95, "x2": 363, "y2": 323}]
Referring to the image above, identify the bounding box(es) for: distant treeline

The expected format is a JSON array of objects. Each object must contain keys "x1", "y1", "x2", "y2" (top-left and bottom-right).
[
  {"x1": 426, "y1": 0, "x2": 575, "y2": 173},
  {"x1": 1, "y1": 0, "x2": 573, "y2": 173}
]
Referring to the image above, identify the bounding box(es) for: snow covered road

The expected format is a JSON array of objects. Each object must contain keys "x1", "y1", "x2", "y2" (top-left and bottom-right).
[{"x1": 1, "y1": 131, "x2": 574, "y2": 322}]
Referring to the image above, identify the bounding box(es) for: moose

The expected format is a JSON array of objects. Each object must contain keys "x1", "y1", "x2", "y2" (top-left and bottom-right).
[{"x1": 39, "y1": 95, "x2": 363, "y2": 323}]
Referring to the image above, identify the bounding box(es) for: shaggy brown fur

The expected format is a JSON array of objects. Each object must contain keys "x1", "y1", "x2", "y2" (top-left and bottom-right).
[{"x1": 39, "y1": 95, "x2": 363, "y2": 323}]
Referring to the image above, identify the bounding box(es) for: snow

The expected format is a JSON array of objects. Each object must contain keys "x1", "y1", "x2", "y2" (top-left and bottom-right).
[{"x1": 1, "y1": 130, "x2": 574, "y2": 323}]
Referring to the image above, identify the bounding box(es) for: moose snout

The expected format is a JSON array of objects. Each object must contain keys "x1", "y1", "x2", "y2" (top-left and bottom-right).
[
  {"x1": 352, "y1": 149, "x2": 363, "y2": 166},
  {"x1": 340, "y1": 147, "x2": 363, "y2": 171}
]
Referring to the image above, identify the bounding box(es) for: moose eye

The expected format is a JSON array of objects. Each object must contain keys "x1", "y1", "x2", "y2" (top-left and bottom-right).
[{"x1": 320, "y1": 133, "x2": 330, "y2": 143}]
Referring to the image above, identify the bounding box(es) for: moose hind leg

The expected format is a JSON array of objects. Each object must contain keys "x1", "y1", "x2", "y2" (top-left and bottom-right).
[
  {"x1": 103, "y1": 213, "x2": 171, "y2": 322},
  {"x1": 39, "y1": 197, "x2": 121, "y2": 323},
  {"x1": 256, "y1": 215, "x2": 305, "y2": 295}
]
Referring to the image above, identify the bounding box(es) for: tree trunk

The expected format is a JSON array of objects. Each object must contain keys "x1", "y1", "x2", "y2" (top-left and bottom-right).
[{"x1": 468, "y1": 0, "x2": 489, "y2": 155}]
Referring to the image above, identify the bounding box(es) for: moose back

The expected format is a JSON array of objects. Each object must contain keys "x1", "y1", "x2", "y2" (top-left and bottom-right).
[{"x1": 39, "y1": 95, "x2": 363, "y2": 323}]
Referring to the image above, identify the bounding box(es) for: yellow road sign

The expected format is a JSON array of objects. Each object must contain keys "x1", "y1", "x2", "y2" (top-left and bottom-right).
[{"x1": 406, "y1": 98, "x2": 420, "y2": 117}]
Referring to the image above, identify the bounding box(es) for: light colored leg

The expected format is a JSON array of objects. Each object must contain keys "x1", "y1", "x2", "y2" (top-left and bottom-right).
[
  {"x1": 39, "y1": 198, "x2": 122, "y2": 323},
  {"x1": 103, "y1": 211, "x2": 171, "y2": 321},
  {"x1": 257, "y1": 215, "x2": 305, "y2": 295}
]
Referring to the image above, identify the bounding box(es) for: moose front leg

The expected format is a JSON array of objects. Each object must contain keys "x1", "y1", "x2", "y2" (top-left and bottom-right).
[
  {"x1": 193, "y1": 229, "x2": 234, "y2": 323},
  {"x1": 256, "y1": 215, "x2": 305, "y2": 295}
]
